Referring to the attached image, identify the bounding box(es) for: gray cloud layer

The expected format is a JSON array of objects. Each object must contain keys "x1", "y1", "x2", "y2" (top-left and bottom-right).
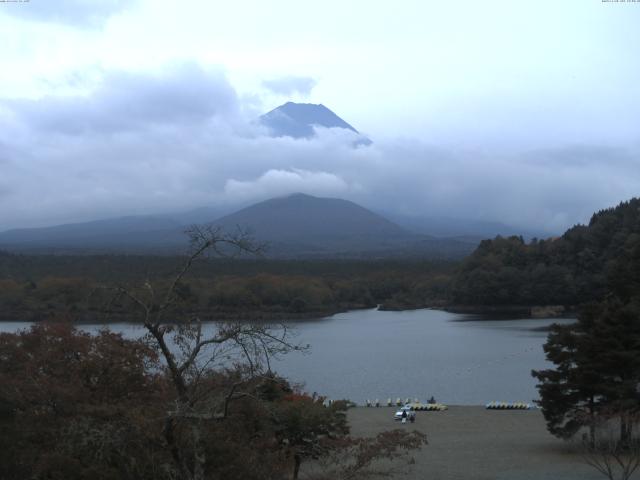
[
  {"x1": 4, "y1": 0, "x2": 135, "y2": 28},
  {"x1": 9, "y1": 64, "x2": 238, "y2": 134},
  {"x1": 1, "y1": 63, "x2": 639, "y2": 234}
]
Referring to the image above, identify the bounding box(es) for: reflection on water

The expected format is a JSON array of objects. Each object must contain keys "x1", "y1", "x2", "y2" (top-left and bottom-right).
[{"x1": 0, "y1": 308, "x2": 574, "y2": 405}]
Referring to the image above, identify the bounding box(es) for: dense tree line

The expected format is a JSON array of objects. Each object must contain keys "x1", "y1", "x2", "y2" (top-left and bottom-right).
[
  {"x1": 452, "y1": 198, "x2": 640, "y2": 307},
  {"x1": 0, "y1": 255, "x2": 454, "y2": 322}
]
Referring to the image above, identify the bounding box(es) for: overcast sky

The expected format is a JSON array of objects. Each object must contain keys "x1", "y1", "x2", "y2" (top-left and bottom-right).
[{"x1": 1, "y1": 0, "x2": 639, "y2": 233}]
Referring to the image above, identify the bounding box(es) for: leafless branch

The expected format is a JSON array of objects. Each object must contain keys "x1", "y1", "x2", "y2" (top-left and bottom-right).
[
  {"x1": 97, "y1": 226, "x2": 301, "y2": 480},
  {"x1": 578, "y1": 411, "x2": 640, "y2": 480}
]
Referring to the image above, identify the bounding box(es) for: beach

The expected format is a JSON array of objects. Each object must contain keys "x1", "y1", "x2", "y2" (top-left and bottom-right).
[{"x1": 346, "y1": 406, "x2": 619, "y2": 480}]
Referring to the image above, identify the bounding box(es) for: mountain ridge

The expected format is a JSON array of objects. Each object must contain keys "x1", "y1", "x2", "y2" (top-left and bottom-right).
[{"x1": 0, "y1": 193, "x2": 475, "y2": 258}]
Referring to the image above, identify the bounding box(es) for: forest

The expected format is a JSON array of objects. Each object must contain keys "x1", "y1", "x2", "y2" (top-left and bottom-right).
[{"x1": 0, "y1": 253, "x2": 455, "y2": 322}]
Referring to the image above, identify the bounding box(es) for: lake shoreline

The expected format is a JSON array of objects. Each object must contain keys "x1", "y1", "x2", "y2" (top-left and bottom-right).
[
  {"x1": 0, "y1": 303, "x2": 577, "y2": 324},
  {"x1": 0, "y1": 303, "x2": 374, "y2": 324},
  {"x1": 443, "y1": 303, "x2": 576, "y2": 318},
  {"x1": 377, "y1": 303, "x2": 577, "y2": 321}
]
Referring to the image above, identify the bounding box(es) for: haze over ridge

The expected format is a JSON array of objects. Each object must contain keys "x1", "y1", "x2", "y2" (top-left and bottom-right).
[{"x1": 0, "y1": 193, "x2": 480, "y2": 259}]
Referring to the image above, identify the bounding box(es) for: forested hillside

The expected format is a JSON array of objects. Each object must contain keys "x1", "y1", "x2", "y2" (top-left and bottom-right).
[{"x1": 451, "y1": 198, "x2": 640, "y2": 306}]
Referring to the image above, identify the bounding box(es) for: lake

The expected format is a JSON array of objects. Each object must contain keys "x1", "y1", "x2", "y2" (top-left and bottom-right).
[{"x1": 0, "y1": 308, "x2": 574, "y2": 405}]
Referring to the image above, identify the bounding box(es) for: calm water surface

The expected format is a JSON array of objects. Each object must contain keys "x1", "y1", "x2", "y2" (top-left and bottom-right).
[{"x1": 0, "y1": 308, "x2": 574, "y2": 405}]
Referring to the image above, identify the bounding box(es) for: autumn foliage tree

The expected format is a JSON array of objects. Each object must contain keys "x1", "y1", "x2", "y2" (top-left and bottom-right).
[
  {"x1": 0, "y1": 322, "x2": 427, "y2": 480},
  {"x1": 0, "y1": 322, "x2": 167, "y2": 480},
  {"x1": 271, "y1": 394, "x2": 350, "y2": 478}
]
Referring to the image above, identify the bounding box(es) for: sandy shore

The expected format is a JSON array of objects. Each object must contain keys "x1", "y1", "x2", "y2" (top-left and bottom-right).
[{"x1": 345, "y1": 406, "x2": 625, "y2": 480}]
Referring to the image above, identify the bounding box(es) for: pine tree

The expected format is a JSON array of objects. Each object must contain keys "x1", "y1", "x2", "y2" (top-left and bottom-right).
[
  {"x1": 532, "y1": 319, "x2": 604, "y2": 443},
  {"x1": 532, "y1": 296, "x2": 640, "y2": 444}
]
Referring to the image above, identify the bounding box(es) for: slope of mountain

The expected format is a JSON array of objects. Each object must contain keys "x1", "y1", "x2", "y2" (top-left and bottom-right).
[
  {"x1": 0, "y1": 206, "x2": 238, "y2": 252},
  {"x1": 0, "y1": 216, "x2": 184, "y2": 249},
  {"x1": 259, "y1": 102, "x2": 372, "y2": 145},
  {"x1": 171, "y1": 205, "x2": 233, "y2": 226}
]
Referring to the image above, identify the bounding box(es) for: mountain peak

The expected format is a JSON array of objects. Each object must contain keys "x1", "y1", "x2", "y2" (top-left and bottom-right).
[
  {"x1": 275, "y1": 102, "x2": 354, "y2": 130},
  {"x1": 259, "y1": 102, "x2": 371, "y2": 145},
  {"x1": 283, "y1": 192, "x2": 314, "y2": 199}
]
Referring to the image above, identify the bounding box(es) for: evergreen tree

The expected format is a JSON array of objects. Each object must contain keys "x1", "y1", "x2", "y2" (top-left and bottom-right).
[
  {"x1": 532, "y1": 319, "x2": 605, "y2": 442},
  {"x1": 533, "y1": 296, "x2": 640, "y2": 444}
]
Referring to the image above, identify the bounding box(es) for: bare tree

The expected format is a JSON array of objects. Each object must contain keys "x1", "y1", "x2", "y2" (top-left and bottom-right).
[
  {"x1": 578, "y1": 411, "x2": 640, "y2": 480},
  {"x1": 110, "y1": 225, "x2": 303, "y2": 480}
]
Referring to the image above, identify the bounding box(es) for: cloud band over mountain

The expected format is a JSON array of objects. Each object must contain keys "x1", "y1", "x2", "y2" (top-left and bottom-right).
[{"x1": 0, "y1": 63, "x2": 639, "y2": 235}]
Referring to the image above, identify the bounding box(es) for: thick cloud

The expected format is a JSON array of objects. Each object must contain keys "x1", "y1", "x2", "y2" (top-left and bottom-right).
[
  {"x1": 224, "y1": 169, "x2": 357, "y2": 203},
  {"x1": 262, "y1": 76, "x2": 317, "y2": 97},
  {"x1": 8, "y1": 64, "x2": 238, "y2": 134},
  {"x1": 1, "y1": 64, "x2": 639, "y2": 235},
  {"x1": 3, "y1": 0, "x2": 135, "y2": 28}
]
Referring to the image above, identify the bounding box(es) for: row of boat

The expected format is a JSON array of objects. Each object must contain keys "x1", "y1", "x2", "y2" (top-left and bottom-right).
[
  {"x1": 485, "y1": 401, "x2": 532, "y2": 410},
  {"x1": 364, "y1": 398, "x2": 434, "y2": 407},
  {"x1": 351, "y1": 399, "x2": 533, "y2": 410},
  {"x1": 364, "y1": 399, "x2": 448, "y2": 411},
  {"x1": 405, "y1": 402, "x2": 448, "y2": 411}
]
